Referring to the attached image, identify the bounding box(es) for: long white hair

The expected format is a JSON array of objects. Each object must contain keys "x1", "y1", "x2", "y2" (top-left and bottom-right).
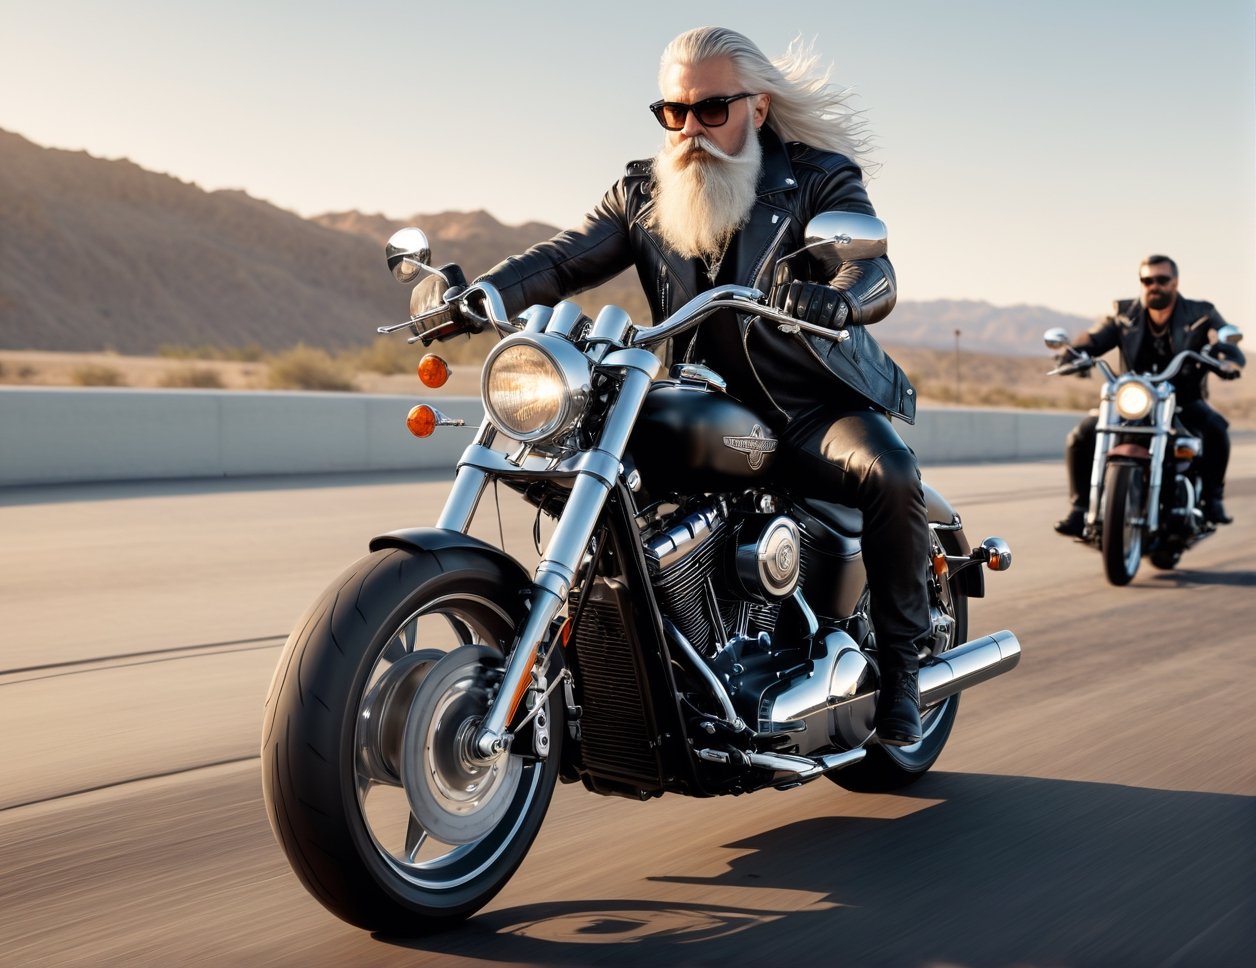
[{"x1": 658, "y1": 26, "x2": 875, "y2": 173}]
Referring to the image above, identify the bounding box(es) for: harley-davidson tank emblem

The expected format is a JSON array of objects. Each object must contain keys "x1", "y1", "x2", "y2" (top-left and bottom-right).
[{"x1": 723, "y1": 424, "x2": 777, "y2": 470}]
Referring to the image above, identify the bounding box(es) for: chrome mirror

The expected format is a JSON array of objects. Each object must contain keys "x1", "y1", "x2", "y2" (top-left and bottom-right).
[
  {"x1": 801, "y1": 212, "x2": 887, "y2": 262},
  {"x1": 385, "y1": 227, "x2": 447, "y2": 285},
  {"x1": 1043, "y1": 327, "x2": 1071, "y2": 351},
  {"x1": 1215, "y1": 324, "x2": 1243, "y2": 345}
]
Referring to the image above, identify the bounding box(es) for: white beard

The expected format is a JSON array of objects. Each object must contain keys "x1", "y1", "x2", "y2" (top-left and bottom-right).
[{"x1": 646, "y1": 116, "x2": 763, "y2": 262}]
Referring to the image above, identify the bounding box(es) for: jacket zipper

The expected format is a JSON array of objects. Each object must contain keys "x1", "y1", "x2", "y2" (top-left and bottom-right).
[
  {"x1": 741, "y1": 321, "x2": 791, "y2": 420},
  {"x1": 740, "y1": 215, "x2": 797, "y2": 420}
]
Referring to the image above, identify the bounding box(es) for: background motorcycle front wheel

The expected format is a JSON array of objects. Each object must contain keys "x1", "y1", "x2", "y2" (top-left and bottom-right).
[
  {"x1": 261, "y1": 546, "x2": 562, "y2": 932},
  {"x1": 1102, "y1": 462, "x2": 1147, "y2": 586}
]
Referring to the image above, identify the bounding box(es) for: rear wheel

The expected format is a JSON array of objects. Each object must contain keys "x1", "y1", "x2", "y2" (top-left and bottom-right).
[
  {"x1": 830, "y1": 531, "x2": 967, "y2": 792},
  {"x1": 261, "y1": 547, "x2": 561, "y2": 932},
  {"x1": 1102, "y1": 462, "x2": 1147, "y2": 586}
]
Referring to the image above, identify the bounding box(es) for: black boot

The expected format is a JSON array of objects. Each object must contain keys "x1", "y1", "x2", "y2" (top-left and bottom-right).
[
  {"x1": 1204, "y1": 497, "x2": 1233, "y2": 525},
  {"x1": 875, "y1": 667, "x2": 922, "y2": 747},
  {"x1": 1054, "y1": 506, "x2": 1085, "y2": 537}
]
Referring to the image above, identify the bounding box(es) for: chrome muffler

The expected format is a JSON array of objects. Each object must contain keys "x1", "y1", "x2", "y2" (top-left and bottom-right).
[{"x1": 919, "y1": 629, "x2": 1021, "y2": 706}]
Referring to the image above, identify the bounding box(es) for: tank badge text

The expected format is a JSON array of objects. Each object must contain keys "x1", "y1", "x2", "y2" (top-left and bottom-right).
[{"x1": 723, "y1": 424, "x2": 777, "y2": 470}]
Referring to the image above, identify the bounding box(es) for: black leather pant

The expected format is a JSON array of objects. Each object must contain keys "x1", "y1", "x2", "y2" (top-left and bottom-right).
[
  {"x1": 775, "y1": 407, "x2": 931, "y2": 673},
  {"x1": 1065, "y1": 399, "x2": 1231, "y2": 508}
]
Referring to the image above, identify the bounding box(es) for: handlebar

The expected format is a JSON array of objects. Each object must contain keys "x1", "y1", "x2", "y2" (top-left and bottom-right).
[
  {"x1": 1048, "y1": 346, "x2": 1239, "y2": 384},
  {"x1": 382, "y1": 277, "x2": 856, "y2": 351}
]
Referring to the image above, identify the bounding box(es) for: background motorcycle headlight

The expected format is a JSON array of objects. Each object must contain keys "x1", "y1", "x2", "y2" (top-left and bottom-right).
[
  {"x1": 1114, "y1": 379, "x2": 1155, "y2": 420},
  {"x1": 482, "y1": 337, "x2": 589, "y2": 442}
]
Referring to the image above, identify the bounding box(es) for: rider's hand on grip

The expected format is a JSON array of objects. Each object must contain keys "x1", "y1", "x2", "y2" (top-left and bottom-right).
[
  {"x1": 410, "y1": 265, "x2": 485, "y2": 343},
  {"x1": 1210, "y1": 341, "x2": 1245, "y2": 378},
  {"x1": 1056, "y1": 349, "x2": 1090, "y2": 377},
  {"x1": 770, "y1": 280, "x2": 850, "y2": 330}
]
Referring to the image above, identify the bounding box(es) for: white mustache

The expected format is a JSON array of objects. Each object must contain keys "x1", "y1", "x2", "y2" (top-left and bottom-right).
[{"x1": 673, "y1": 135, "x2": 740, "y2": 164}]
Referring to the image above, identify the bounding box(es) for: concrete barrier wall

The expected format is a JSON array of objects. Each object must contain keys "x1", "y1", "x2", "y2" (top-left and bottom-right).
[{"x1": 0, "y1": 387, "x2": 1079, "y2": 487}]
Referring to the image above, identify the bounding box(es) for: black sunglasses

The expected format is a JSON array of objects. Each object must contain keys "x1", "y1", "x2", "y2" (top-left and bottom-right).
[
  {"x1": 1140, "y1": 274, "x2": 1174, "y2": 287},
  {"x1": 648, "y1": 92, "x2": 756, "y2": 131}
]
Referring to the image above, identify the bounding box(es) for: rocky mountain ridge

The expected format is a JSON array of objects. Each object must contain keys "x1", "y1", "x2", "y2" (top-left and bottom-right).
[{"x1": 0, "y1": 129, "x2": 1089, "y2": 354}]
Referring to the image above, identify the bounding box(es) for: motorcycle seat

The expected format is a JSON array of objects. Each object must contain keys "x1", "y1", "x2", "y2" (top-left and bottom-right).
[{"x1": 799, "y1": 498, "x2": 863, "y2": 537}]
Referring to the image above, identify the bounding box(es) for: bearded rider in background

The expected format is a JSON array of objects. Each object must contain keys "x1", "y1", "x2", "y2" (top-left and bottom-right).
[
  {"x1": 1055, "y1": 254, "x2": 1240, "y2": 536},
  {"x1": 457, "y1": 27, "x2": 928, "y2": 745}
]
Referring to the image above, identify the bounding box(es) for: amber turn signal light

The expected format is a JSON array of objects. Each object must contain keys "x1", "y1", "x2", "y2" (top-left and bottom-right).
[
  {"x1": 406, "y1": 404, "x2": 437, "y2": 438},
  {"x1": 417, "y1": 354, "x2": 450, "y2": 388}
]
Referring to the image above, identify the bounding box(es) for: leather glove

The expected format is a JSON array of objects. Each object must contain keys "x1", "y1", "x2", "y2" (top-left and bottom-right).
[
  {"x1": 770, "y1": 281, "x2": 850, "y2": 330},
  {"x1": 1218, "y1": 361, "x2": 1242, "y2": 380},
  {"x1": 1055, "y1": 349, "x2": 1090, "y2": 377}
]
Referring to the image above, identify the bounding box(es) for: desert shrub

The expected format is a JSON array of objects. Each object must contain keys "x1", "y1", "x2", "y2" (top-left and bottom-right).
[
  {"x1": 341, "y1": 337, "x2": 413, "y2": 375},
  {"x1": 267, "y1": 345, "x2": 357, "y2": 392},
  {"x1": 71, "y1": 365, "x2": 126, "y2": 387},
  {"x1": 158, "y1": 366, "x2": 225, "y2": 388},
  {"x1": 159, "y1": 342, "x2": 266, "y2": 362}
]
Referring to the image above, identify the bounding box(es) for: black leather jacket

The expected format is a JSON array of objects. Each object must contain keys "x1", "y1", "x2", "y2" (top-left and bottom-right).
[
  {"x1": 478, "y1": 128, "x2": 916, "y2": 425},
  {"x1": 1077, "y1": 295, "x2": 1232, "y2": 403}
]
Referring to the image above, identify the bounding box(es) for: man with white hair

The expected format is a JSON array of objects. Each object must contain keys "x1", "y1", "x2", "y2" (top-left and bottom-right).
[{"x1": 472, "y1": 27, "x2": 928, "y2": 746}]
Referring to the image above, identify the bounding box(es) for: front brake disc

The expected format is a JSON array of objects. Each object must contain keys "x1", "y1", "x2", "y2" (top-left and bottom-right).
[{"x1": 401, "y1": 644, "x2": 521, "y2": 845}]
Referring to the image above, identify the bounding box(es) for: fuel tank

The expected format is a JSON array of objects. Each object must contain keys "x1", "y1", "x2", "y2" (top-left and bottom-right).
[{"x1": 628, "y1": 382, "x2": 778, "y2": 495}]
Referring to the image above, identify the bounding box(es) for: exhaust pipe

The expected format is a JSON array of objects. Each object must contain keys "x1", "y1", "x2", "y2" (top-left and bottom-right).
[{"x1": 919, "y1": 630, "x2": 1021, "y2": 706}]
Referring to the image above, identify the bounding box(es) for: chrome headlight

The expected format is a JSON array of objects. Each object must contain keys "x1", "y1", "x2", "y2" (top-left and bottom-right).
[
  {"x1": 482, "y1": 334, "x2": 591, "y2": 443},
  {"x1": 1114, "y1": 378, "x2": 1155, "y2": 420}
]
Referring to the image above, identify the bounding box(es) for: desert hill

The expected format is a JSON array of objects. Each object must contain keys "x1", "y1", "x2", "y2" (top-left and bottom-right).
[{"x1": 1, "y1": 128, "x2": 1089, "y2": 355}]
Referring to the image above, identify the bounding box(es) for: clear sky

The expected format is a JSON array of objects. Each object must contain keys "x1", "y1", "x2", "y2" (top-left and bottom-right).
[{"x1": 2, "y1": 0, "x2": 1253, "y2": 324}]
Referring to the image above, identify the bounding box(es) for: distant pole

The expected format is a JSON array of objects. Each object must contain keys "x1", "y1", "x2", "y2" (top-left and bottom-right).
[{"x1": 954, "y1": 328, "x2": 962, "y2": 404}]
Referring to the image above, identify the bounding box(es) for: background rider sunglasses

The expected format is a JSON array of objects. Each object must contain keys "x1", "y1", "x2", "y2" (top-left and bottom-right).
[
  {"x1": 1140, "y1": 274, "x2": 1174, "y2": 286},
  {"x1": 648, "y1": 92, "x2": 755, "y2": 131}
]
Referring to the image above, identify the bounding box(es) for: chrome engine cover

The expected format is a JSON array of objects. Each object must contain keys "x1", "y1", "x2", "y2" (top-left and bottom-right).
[{"x1": 734, "y1": 515, "x2": 801, "y2": 602}]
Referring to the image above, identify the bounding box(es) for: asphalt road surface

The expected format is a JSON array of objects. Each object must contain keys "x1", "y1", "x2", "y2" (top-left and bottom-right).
[{"x1": 2, "y1": 442, "x2": 1254, "y2": 967}]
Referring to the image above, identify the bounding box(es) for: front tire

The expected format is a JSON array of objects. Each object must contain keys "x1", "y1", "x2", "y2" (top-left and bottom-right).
[
  {"x1": 261, "y1": 547, "x2": 561, "y2": 932},
  {"x1": 1102, "y1": 462, "x2": 1147, "y2": 586}
]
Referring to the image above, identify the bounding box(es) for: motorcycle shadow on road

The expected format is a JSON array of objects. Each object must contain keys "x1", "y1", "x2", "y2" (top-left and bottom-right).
[
  {"x1": 375, "y1": 772, "x2": 1254, "y2": 966},
  {"x1": 1148, "y1": 568, "x2": 1256, "y2": 588}
]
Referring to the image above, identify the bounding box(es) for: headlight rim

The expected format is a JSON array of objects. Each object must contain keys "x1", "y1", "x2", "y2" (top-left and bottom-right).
[
  {"x1": 481, "y1": 333, "x2": 591, "y2": 444},
  {"x1": 1113, "y1": 376, "x2": 1156, "y2": 421}
]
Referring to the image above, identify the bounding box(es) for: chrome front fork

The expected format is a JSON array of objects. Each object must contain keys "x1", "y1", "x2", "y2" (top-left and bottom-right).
[
  {"x1": 1086, "y1": 395, "x2": 1114, "y2": 529},
  {"x1": 433, "y1": 349, "x2": 661, "y2": 759},
  {"x1": 1087, "y1": 390, "x2": 1173, "y2": 534},
  {"x1": 1143, "y1": 394, "x2": 1175, "y2": 533}
]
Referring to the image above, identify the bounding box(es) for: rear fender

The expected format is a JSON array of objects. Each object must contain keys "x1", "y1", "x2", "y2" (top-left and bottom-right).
[{"x1": 923, "y1": 482, "x2": 984, "y2": 599}]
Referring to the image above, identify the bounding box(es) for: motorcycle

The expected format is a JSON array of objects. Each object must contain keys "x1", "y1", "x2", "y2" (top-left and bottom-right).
[
  {"x1": 1044, "y1": 325, "x2": 1245, "y2": 585},
  {"x1": 261, "y1": 212, "x2": 1021, "y2": 932}
]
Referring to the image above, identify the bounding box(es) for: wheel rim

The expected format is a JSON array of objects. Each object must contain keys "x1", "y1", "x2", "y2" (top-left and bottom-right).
[
  {"x1": 401, "y1": 646, "x2": 523, "y2": 845},
  {"x1": 352, "y1": 594, "x2": 546, "y2": 891}
]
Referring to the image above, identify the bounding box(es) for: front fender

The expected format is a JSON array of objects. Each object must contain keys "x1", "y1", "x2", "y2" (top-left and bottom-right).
[
  {"x1": 369, "y1": 527, "x2": 532, "y2": 591},
  {"x1": 1107, "y1": 444, "x2": 1151, "y2": 461}
]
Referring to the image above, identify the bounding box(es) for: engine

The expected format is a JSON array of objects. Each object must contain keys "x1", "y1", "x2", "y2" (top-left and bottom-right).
[{"x1": 642, "y1": 501, "x2": 803, "y2": 657}]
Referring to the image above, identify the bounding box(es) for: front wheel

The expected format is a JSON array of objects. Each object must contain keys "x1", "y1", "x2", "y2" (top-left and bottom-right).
[
  {"x1": 261, "y1": 546, "x2": 562, "y2": 932},
  {"x1": 1102, "y1": 462, "x2": 1147, "y2": 586}
]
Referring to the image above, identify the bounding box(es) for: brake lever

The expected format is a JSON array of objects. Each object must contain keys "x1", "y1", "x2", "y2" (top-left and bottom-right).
[{"x1": 409, "y1": 315, "x2": 468, "y2": 345}]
